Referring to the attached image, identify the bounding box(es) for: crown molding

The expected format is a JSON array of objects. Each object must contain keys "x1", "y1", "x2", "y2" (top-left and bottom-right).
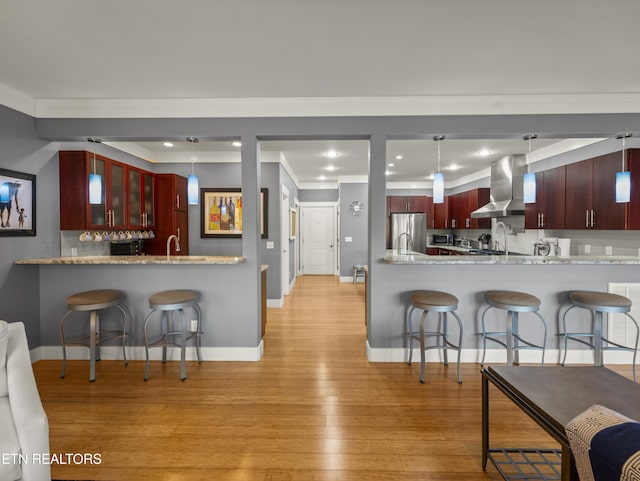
[{"x1": 0, "y1": 92, "x2": 634, "y2": 119}]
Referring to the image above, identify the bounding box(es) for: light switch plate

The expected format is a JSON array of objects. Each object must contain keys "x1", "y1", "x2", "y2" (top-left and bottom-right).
[
  {"x1": 345, "y1": 237, "x2": 352, "y2": 242},
  {"x1": 266, "y1": 241, "x2": 275, "y2": 249}
]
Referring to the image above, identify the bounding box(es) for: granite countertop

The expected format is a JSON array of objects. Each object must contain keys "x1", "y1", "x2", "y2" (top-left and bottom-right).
[
  {"x1": 16, "y1": 255, "x2": 247, "y2": 265},
  {"x1": 385, "y1": 249, "x2": 640, "y2": 265}
]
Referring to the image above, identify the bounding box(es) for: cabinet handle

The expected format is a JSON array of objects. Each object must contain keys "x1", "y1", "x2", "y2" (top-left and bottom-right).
[
  {"x1": 591, "y1": 209, "x2": 595, "y2": 228},
  {"x1": 585, "y1": 210, "x2": 589, "y2": 228},
  {"x1": 540, "y1": 212, "x2": 545, "y2": 228},
  {"x1": 177, "y1": 227, "x2": 181, "y2": 242},
  {"x1": 537, "y1": 213, "x2": 541, "y2": 228},
  {"x1": 466, "y1": 218, "x2": 470, "y2": 228},
  {"x1": 452, "y1": 219, "x2": 456, "y2": 229},
  {"x1": 176, "y1": 194, "x2": 180, "y2": 209},
  {"x1": 445, "y1": 219, "x2": 448, "y2": 228},
  {"x1": 107, "y1": 210, "x2": 112, "y2": 227}
]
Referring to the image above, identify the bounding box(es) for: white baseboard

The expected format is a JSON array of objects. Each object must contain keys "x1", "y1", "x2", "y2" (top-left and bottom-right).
[
  {"x1": 339, "y1": 276, "x2": 365, "y2": 283},
  {"x1": 365, "y1": 341, "x2": 636, "y2": 365},
  {"x1": 36, "y1": 341, "x2": 264, "y2": 362},
  {"x1": 267, "y1": 298, "x2": 284, "y2": 308}
]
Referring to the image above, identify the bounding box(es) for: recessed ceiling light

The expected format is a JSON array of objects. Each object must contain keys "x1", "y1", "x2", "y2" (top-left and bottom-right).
[
  {"x1": 318, "y1": 175, "x2": 327, "y2": 181},
  {"x1": 325, "y1": 150, "x2": 340, "y2": 158},
  {"x1": 163, "y1": 142, "x2": 174, "y2": 147},
  {"x1": 231, "y1": 141, "x2": 242, "y2": 147},
  {"x1": 385, "y1": 170, "x2": 392, "y2": 176},
  {"x1": 446, "y1": 164, "x2": 461, "y2": 171},
  {"x1": 326, "y1": 165, "x2": 336, "y2": 171},
  {"x1": 475, "y1": 148, "x2": 493, "y2": 157},
  {"x1": 388, "y1": 163, "x2": 395, "y2": 167},
  {"x1": 395, "y1": 155, "x2": 403, "y2": 160}
]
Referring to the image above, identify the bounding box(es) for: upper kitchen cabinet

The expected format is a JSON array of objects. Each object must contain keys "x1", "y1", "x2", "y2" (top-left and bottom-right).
[
  {"x1": 525, "y1": 166, "x2": 566, "y2": 229},
  {"x1": 145, "y1": 174, "x2": 189, "y2": 255},
  {"x1": 627, "y1": 149, "x2": 640, "y2": 229},
  {"x1": 128, "y1": 166, "x2": 155, "y2": 230},
  {"x1": 433, "y1": 197, "x2": 449, "y2": 229},
  {"x1": 448, "y1": 188, "x2": 490, "y2": 229},
  {"x1": 565, "y1": 152, "x2": 627, "y2": 230},
  {"x1": 387, "y1": 195, "x2": 429, "y2": 215},
  {"x1": 59, "y1": 151, "x2": 127, "y2": 230}
]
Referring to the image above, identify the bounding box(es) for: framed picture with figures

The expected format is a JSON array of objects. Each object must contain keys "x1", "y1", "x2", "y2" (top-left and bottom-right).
[{"x1": 0, "y1": 168, "x2": 36, "y2": 237}]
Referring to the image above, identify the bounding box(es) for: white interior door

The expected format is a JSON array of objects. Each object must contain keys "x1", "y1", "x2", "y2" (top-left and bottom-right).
[{"x1": 302, "y1": 205, "x2": 335, "y2": 275}]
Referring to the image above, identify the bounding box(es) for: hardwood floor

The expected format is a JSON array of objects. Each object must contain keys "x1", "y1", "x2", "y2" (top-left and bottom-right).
[{"x1": 32, "y1": 275, "x2": 631, "y2": 480}]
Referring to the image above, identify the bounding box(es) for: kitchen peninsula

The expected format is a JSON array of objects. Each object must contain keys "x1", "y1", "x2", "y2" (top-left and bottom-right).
[
  {"x1": 366, "y1": 250, "x2": 640, "y2": 365},
  {"x1": 16, "y1": 256, "x2": 268, "y2": 362}
]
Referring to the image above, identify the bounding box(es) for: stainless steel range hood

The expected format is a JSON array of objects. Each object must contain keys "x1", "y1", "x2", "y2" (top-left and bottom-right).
[{"x1": 471, "y1": 154, "x2": 526, "y2": 218}]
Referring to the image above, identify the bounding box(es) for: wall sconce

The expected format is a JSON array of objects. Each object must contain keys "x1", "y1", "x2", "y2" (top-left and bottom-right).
[
  {"x1": 433, "y1": 135, "x2": 445, "y2": 204},
  {"x1": 186, "y1": 136, "x2": 199, "y2": 205},
  {"x1": 523, "y1": 134, "x2": 538, "y2": 204},
  {"x1": 88, "y1": 137, "x2": 102, "y2": 205}
]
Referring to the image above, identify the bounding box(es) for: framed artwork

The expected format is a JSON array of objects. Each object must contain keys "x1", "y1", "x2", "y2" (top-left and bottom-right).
[
  {"x1": 290, "y1": 208, "x2": 297, "y2": 240},
  {"x1": 200, "y1": 188, "x2": 268, "y2": 238},
  {"x1": 0, "y1": 168, "x2": 36, "y2": 237}
]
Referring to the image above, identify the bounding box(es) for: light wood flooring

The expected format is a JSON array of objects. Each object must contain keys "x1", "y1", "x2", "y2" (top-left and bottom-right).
[{"x1": 33, "y1": 275, "x2": 632, "y2": 480}]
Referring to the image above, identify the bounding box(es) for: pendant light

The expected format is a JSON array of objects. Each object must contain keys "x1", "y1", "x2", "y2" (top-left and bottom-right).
[
  {"x1": 433, "y1": 135, "x2": 445, "y2": 204},
  {"x1": 88, "y1": 137, "x2": 102, "y2": 205},
  {"x1": 186, "y1": 136, "x2": 199, "y2": 205},
  {"x1": 616, "y1": 133, "x2": 632, "y2": 203},
  {"x1": 523, "y1": 134, "x2": 538, "y2": 204}
]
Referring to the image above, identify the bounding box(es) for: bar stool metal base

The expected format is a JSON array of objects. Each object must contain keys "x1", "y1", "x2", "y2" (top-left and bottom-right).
[
  {"x1": 143, "y1": 290, "x2": 203, "y2": 381},
  {"x1": 60, "y1": 289, "x2": 129, "y2": 382},
  {"x1": 406, "y1": 290, "x2": 464, "y2": 384},
  {"x1": 480, "y1": 290, "x2": 547, "y2": 366},
  {"x1": 561, "y1": 290, "x2": 639, "y2": 382}
]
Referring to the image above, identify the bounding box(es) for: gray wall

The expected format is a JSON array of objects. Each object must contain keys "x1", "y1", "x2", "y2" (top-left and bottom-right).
[
  {"x1": 339, "y1": 183, "x2": 368, "y2": 277},
  {"x1": 299, "y1": 189, "x2": 338, "y2": 202},
  {"x1": 7, "y1": 111, "x2": 640, "y2": 355}
]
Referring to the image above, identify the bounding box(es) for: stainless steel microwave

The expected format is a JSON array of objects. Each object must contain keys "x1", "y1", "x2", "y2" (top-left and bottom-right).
[{"x1": 432, "y1": 234, "x2": 454, "y2": 245}]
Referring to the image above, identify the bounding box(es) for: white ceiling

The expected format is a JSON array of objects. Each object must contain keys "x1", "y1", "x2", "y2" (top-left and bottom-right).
[{"x1": 1, "y1": 0, "x2": 638, "y2": 185}]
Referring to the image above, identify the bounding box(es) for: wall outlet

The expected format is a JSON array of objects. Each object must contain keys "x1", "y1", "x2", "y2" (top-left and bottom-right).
[
  {"x1": 345, "y1": 236, "x2": 352, "y2": 243},
  {"x1": 266, "y1": 241, "x2": 274, "y2": 249},
  {"x1": 71, "y1": 247, "x2": 78, "y2": 257},
  {"x1": 584, "y1": 244, "x2": 591, "y2": 254},
  {"x1": 606, "y1": 245, "x2": 613, "y2": 256},
  {"x1": 191, "y1": 320, "x2": 198, "y2": 332}
]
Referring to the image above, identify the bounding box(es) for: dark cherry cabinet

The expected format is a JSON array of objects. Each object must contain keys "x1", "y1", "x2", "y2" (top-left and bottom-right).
[
  {"x1": 525, "y1": 166, "x2": 566, "y2": 229},
  {"x1": 466, "y1": 188, "x2": 491, "y2": 229},
  {"x1": 59, "y1": 150, "x2": 127, "y2": 230},
  {"x1": 387, "y1": 195, "x2": 428, "y2": 215},
  {"x1": 433, "y1": 197, "x2": 449, "y2": 229},
  {"x1": 565, "y1": 153, "x2": 627, "y2": 230},
  {"x1": 629, "y1": 149, "x2": 640, "y2": 230},
  {"x1": 127, "y1": 167, "x2": 155, "y2": 230},
  {"x1": 145, "y1": 174, "x2": 189, "y2": 255}
]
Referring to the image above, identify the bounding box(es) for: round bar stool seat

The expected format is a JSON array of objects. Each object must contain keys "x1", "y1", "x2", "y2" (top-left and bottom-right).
[
  {"x1": 144, "y1": 289, "x2": 203, "y2": 381},
  {"x1": 561, "y1": 290, "x2": 639, "y2": 382},
  {"x1": 60, "y1": 289, "x2": 129, "y2": 382},
  {"x1": 480, "y1": 290, "x2": 547, "y2": 366},
  {"x1": 406, "y1": 290, "x2": 464, "y2": 384}
]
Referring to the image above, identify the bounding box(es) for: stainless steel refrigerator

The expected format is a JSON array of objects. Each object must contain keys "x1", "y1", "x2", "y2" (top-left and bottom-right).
[{"x1": 389, "y1": 213, "x2": 427, "y2": 253}]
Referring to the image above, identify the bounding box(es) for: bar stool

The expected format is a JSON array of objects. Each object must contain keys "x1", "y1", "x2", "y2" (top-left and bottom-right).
[
  {"x1": 60, "y1": 289, "x2": 129, "y2": 381},
  {"x1": 143, "y1": 289, "x2": 203, "y2": 381},
  {"x1": 480, "y1": 290, "x2": 547, "y2": 366},
  {"x1": 406, "y1": 290, "x2": 464, "y2": 383},
  {"x1": 561, "y1": 290, "x2": 639, "y2": 382},
  {"x1": 353, "y1": 264, "x2": 366, "y2": 284}
]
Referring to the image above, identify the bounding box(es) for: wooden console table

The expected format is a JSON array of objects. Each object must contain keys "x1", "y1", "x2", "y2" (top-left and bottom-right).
[{"x1": 482, "y1": 365, "x2": 640, "y2": 481}]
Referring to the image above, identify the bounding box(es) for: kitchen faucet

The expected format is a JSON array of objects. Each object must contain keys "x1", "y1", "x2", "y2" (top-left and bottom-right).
[
  {"x1": 496, "y1": 221, "x2": 508, "y2": 259},
  {"x1": 398, "y1": 232, "x2": 413, "y2": 252},
  {"x1": 166, "y1": 234, "x2": 181, "y2": 258}
]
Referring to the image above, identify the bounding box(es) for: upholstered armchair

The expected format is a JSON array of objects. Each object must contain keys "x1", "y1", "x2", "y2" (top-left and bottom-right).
[
  {"x1": 0, "y1": 321, "x2": 50, "y2": 481},
  {"x1": 566, "y1": 404, "x2": 640, "y2": 481}
]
